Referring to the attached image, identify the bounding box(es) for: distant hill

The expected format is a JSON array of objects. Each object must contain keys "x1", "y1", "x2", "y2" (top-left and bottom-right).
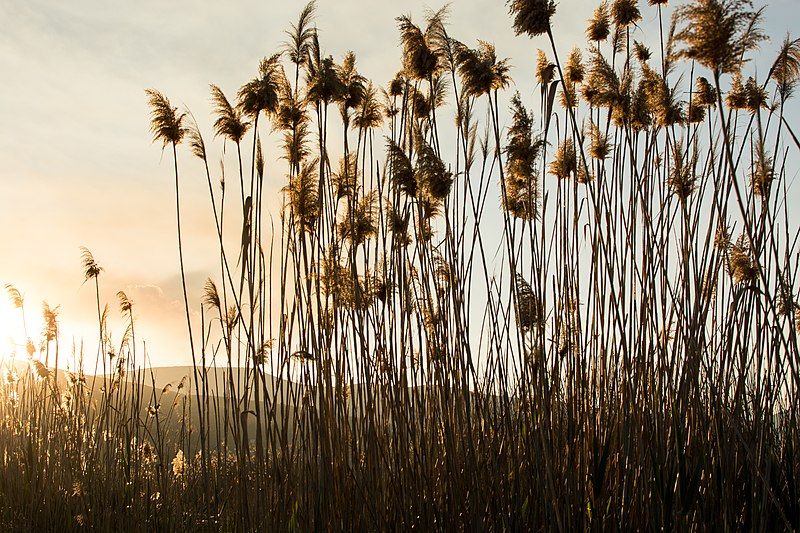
[
  {"x1": 125, "y1": 365, "x2": 306, "y2": 406},
  {"x1": 1, "y1": 359, "x2": 305, "y2": 450}
]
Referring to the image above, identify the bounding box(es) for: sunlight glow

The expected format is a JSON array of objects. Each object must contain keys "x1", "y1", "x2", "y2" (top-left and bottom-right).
[
  {"x1": 0, "y1": 291, "x2": 43, "y2": 362},
  {"x1": 0, "y1": 298, "x2": 23, "y2": 360}
]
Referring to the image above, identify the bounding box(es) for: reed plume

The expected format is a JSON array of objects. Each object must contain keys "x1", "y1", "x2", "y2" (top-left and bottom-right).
[
  {"x1": 210, "y1": 85, "x2": 250, "y2": 143},
  {"x1": 587, "y1": 1, "x2": 612, "y2": 42},
  {"x1": 771, "y1": 35, "x2": 800, "y2": 100},
  {"x1": 506, "y1": 0, "x2": 556, "y2": 37},
  {"x1": 283, "y1": 158, "x2": 320, "y2": 232},
  {"x1": 396, "y1": 15, "x2": 441, "y2": 81},
  {"x1": 145, "y1": 89, "x2": 186, "y2": 147},
  {"x1": 675, "y1": 0, "x2": 764, "y2": 75},
  {"x1": 504, "y1": 93, "x2": 542, "y2": 220},
  {"x1": 454, "y1": 40, "x2": 511, "y2": 98}
]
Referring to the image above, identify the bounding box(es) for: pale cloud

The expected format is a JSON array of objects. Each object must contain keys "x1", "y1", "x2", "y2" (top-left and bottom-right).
[{"x1": 125, "y1": 284, "x2": 165, "y2": 301}]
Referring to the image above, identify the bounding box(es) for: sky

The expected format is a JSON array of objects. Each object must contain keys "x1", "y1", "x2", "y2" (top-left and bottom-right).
[{"x1": 0, "y1": 0, "x2": 797, "y2": 368}]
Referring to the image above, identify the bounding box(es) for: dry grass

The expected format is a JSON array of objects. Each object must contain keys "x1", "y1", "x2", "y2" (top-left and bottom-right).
[{"x1": 2, "y1": 0, "x2": 800, "y2": 529}]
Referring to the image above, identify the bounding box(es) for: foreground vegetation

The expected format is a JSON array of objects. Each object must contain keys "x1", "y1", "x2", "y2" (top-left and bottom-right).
[{"x1": 3, "y1": 0, "x2": 800, "y2": 529}]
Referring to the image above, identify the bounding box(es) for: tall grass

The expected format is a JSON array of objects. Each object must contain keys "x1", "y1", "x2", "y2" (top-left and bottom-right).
[{"x1": 2, "y1": 0, "x2": 800, "y2": 529}]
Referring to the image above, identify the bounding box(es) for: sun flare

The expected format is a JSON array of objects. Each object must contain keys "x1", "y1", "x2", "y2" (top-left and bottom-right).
[{"x1": 0, "y1": 289, "x2": 41, "y2": 362}]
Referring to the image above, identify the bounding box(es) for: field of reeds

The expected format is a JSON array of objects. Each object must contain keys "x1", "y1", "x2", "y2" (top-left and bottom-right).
[{"x1": 2, "y1": 0, "x2": 800, "y2": 529}]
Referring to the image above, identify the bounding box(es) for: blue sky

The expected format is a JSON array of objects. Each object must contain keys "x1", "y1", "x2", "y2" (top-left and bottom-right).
[{"x1": 0, "y1": 0, "x2": 797, "y2": 366}]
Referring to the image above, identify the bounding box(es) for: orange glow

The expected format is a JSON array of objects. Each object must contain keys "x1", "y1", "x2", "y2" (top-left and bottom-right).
[{"x1": 0, "y1": 292, "x2": 43, "y2": 361}]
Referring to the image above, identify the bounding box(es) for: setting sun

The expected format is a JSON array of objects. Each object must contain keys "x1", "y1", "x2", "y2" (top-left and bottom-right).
[
  {"x1": 0, "y1": 286, "x2": 47, "y2": 363},
  {"x1": 0, "y1": 292, "x2": 23, "y2": 359}
]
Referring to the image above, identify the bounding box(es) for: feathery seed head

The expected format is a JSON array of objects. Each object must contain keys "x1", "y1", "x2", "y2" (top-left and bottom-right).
[
  {"x1": 612, "y1": 0, "x2": 642, "y2": 27},
  {"x1": 283, "y1": 158, "x2": 320, "y2": 233},
  {"x1": 675, "y1": 0, "x2": 765, "y2": 75},
  {"x1": 640, "y1": 65, "x2": 684, "y2": 126},
  {"x1": 202, "y1": 279, "x2": 220, "y2": 310},
  {"x1": 42, "y1": 302, "x2": 59, "y2": 343},
  {"x1": 515, "y1": 273, "x2": 544, "y2": 331},
  {"x1": 339, "y1": 190, "x2": 378, "y2": 247},
  {"x1": 506, "y1": 0, "x2": 557, "y2": 38},
  {"x1": 397, "y1": 15, "x2": 442, "y2": 80},
  {"x1": 549, "y1": 139, "x2": 578, "y2": 179},
  {"x1": 454, "y1": 40, "x2": 511, "y2": 97},
  {"x1": 589, "y1": 122, "x2": 611, "y2": 160},
  {"x1": 565, "y1": 48, "x2": 585, "y2": 84},
  {"x1": 210, "y1": 85, "x2": 250, "y2": 143},
  {"x1": 387, "y1": 139, "x2": 417, "y2": 197},
  {"x1": 750, "y1": 138, "x2": 774, "y2": 198},
  {"x1": 332, "y1": 154, "x2": 358, "y2": 200},
  {"x1": 715, "y1": 222, "x2": 731, "y2": 250},
  {"x1": 695, "y1": 76, "x2": 717, "y2": 106},
  {"x1": 771, "y1": 35, "x2": 800, "y2": 99},
  {"x1": 744, "y1": 76, "x2": 767, "y2": 112},
  {"x1": 668, "y1": 141, "x2": 698, "y2": 201},
  {"x1": 354, "y1": 82, "x2": 384, "y2": 130},
  {"x1": 576, "y1": 165, "x2": 594, "y2": 184},
  {"x1": 238, "y1": 54, "x2": 283, "y2": 117},
  {"x1": 587, "y1": 2, "x2": 612, "y2": 42},
  {"x1": 30, "y1": 359, "x2": 50, "y2": 381},
  {"x1": 5, "y1": 284, "x2": 23, "y2": 309},
  {"x1": 146, "y1": 89, "x2": 186, "y2": 147},
  {"x1": 284, "y1": 1, "x2": 317, "y2": 67},
  {"x1": 389, "y1": 74, "x2": 406, "y2": 97},
  {"x1": 559, "y1": 84, "x2": 579, "y2": 109},
  {"x1": 184, "y1": 114, "x2": 207, "y2": 161},
  {"x1": 172, "y1": 449, "x2": 186, "y2": 477},
  {"x1": 504, "y1": 93, "x2": 542, "y2": 220},
  {"x1": 117, "y1": 291, "x2": 133, "y2": 315},
  {"x1": 728, "y1": 234, "x2": 759, "y2": 283},
  {"x1": 415, "y1": 133, "x2": 453, "y2": 201},
  {"x1": 687, "y1": 102, "x2": 706, "y2": 123},
  {"x1": 337, "y1": 51, "x2": 367, "y2": 115},
  {"x1": 634, "y1": 41, "x2": 652, "y2": 63},
  {"x1": 80, "y1": 247, "x2": 102, "y2": 281},
  {"x1": 583, "y1": 49, "x2": 622, "y2": 109},
  {"x1": 726, "y1": 74, "x2": 748, "y2": 109},
  {"x1": 536, "y1": 50, "x2": 556, "y2": 85}
]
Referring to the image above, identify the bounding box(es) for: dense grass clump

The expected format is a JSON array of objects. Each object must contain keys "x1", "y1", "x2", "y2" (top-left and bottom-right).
[{"x1": 3, "y1": 0, "x2": 800, "y2": 529}]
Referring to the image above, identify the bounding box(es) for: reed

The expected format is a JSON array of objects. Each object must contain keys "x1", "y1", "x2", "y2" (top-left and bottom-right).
[{"x1": 2, "y1": 0, "x2": 800, "y2": 529}]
